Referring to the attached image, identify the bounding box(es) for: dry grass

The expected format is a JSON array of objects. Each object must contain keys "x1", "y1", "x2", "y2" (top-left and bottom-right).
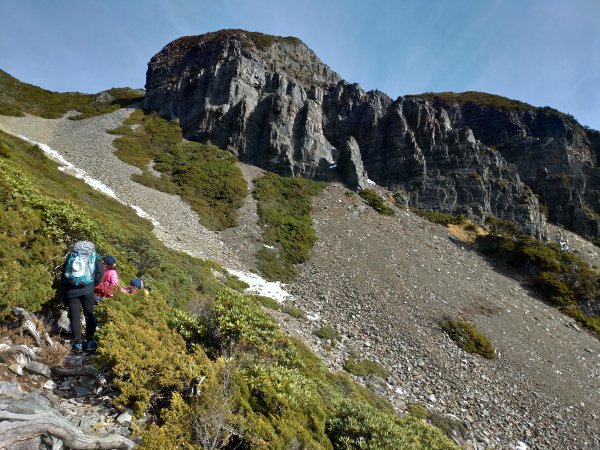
[
  {"x1": 0, "y1": 325, "x2": 31, "y2": 346},
  {"x1": 1, "y1": 319, "x2": 70, "y2": 367},
  {"x1": 447, "y1": 222, "x2": 488, "y2": 243},
  {"x1": 37, "y1": 341, "x2": 70, "y2": 367}
]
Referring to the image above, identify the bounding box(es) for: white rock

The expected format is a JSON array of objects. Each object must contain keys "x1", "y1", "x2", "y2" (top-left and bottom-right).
[
  {"x1": 44, "y1": 380, "x2": 58, "y2": 390},
  {"x1": 9, "y1": 364, "x2": 23, "y2": 376},
  {"x1": 0, "y1": 343, "x2": 11, "y2": 352},
  {"x1": 116, "y1": 409, "x2": 134, "y2": 424}
]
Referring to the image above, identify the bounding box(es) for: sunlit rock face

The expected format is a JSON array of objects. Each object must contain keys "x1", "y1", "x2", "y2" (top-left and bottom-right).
[{"x1": 143, "y1": 29, "x2": 600, "y2": 238}]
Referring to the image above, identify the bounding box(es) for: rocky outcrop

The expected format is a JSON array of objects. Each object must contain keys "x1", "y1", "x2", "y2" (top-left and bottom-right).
[{"x1": 143, "y1": 29, "x2": 600, "y2": 238}]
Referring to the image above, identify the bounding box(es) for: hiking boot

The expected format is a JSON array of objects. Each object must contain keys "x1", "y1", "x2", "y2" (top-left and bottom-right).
[
  {"x1": 72, "y1": 342, "x2": 83, "y2": 352},
  {"x1": 86, "y1": 340, "x2": 98, "y2": 352}
]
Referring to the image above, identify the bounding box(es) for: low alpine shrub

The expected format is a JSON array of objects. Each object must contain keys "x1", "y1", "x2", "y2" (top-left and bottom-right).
[
  {"x1": 359, "y1": 189, "x2": 395, "y2": 215},
  {"x1": 440, "y1": 317, "x2": 495, "y2": 359}
]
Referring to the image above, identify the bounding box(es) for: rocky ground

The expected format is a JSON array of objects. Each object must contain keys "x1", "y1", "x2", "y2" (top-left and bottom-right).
[{"x1": 1, "y1": 110, "x2": 600, "y2": 449}]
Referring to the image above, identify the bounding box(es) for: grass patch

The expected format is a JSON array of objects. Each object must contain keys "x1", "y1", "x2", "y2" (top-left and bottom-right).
[
  {"x1": 440, "y1": 317, "x2": 495, "y2": 359},
  {"x1": 281, "y1": 305, "x2": 306, "y2": 320},
  {"x1": 0, "y1": 69, "x2": 143, "y2": 119},
  {"x1": 253, "y1": 295, "x2": 281, "y2": 311},
  {"x1": 359, "y1": 188, "x2": 395, "y2": 215},
  {"x1": 224, "y1": 274, "x2": 250, "y2": 292},
  {"x1": 476, "y1": 217, "x2": 600, "y2": 335},
  {"x1": 414, "y1": 209, "x2": 467, "y2": 225},
  {"x1": 343, "y1": 358, "x2": 390, "y2": 379},
  {"x1": 108, "y1": 109, "x2": 182, "y2": 169},
  {"x1": 313, "y1": 325, "x2": 341, "y2": 343},
  {"x1": 109, "y1": 110, "x2": 247, "y2": 230},
  {"x1": 407, "y1": 403, "x2": 429, "y2": 420},
  {"x1": 253, "y1": 172, "x2": 325, "y2": 281}
]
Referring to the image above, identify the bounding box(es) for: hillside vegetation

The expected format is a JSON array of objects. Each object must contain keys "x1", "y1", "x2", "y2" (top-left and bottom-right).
[
  {"x1": 421, "y1": 212, "x2": 600, "y2": 335},
  {"x1": 253, "y1": 172, "x2": 326, "y2": 281},
  {"x1": 0, "y1": 69, "x2": 143, "y2": 119},
  {"x1": 0, "y1": 129, "x2": 456, "y2": 448},
  {"x1": 108, "y1": 109, "x2": 247, "y2": 230}
]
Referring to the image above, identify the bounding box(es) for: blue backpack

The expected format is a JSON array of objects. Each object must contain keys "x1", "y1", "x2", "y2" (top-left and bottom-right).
[{"x1": 64, "y1": 241, "x2": 96, "y2": 286}]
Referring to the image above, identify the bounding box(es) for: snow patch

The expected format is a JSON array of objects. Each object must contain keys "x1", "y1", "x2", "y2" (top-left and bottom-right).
[
  {"x1": 18, "y1": 135, "x2": 160, "y2": 227},
  {"x1": 227, "y1": 269, "x2": 291, "y2": 302},
  {"x1": 515, "y1": 441, "x2": 529, "y2": 450},
  {"x1": 367, "y1": 178, "x2": 377, "y2": 185}
]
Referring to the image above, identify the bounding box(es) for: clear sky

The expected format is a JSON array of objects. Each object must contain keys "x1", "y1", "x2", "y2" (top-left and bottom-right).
[{"x1": 1, "y1": 0, "x2": 599, "y2": 129}]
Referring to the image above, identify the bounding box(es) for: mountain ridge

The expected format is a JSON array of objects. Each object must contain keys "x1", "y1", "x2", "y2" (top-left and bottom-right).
[{"x1": 141, "y1": 29, "x2": 600, "y2": 241}]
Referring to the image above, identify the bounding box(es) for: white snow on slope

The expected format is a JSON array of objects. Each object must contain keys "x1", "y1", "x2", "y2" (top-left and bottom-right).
[
  {"x1": 19, "y1": 135, "x2": 160, "y2": 227},
  {"x1": 227, "y1": 269, "x2": 291, "y2": 302}
]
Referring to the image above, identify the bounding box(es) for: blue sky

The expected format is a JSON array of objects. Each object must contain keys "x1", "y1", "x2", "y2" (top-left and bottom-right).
[{"x1": 1, "y1": 0, "x2": 599, "y2": 129}]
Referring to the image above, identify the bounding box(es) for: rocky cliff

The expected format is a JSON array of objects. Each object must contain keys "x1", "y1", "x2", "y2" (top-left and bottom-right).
[{"x1": 142, "y1": 29, "x2": 600, "y2": 238}]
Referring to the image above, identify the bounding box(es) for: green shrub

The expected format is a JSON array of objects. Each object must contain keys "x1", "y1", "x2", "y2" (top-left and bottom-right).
[
  {"x1": 429, "y1": 412, "x2": 469, "y2": 441},
  {"x1": 440, "y1": 317, "x2": 495, "y2": 359},
  {"x1": 326, "y1": 399, "x2": 458, "y2": 450},
  {"x1": 359, "y1": 189, "x2": 395, "y2": 216},
  {"x1": 215, "y1": 290, "x2": 299, "y2": 366},
  {"x1": 95, "y1": 294, "x2": 208, "y2": 414},
  {"x1": 253, "y1": 172, "x2": 325, "y2": 280},
  {"x1": 224, "y1": 274, "x2": 250, "y2": 292},
  {"x1": 476, "y1": 217, "x2": 600, "y2": 334},
  {"x1": 282, "y1": 305, "x2": 307, "y2": 320},
  {"x1": 414, "y1": 209, "x2": 467, "y2": 225},
  {"x1": 343, "y1": 358, "x2": 390, "y2": 379},
  {"x1": 109, "y1": 111, "x2": 247, "y2": 230},
  {"x1": 407, "y1": 403, "x2": 429, "y2": 420},
  {"x1": 314, "y1": 325, "x2": 341, "y2": 343},
  {"x1": 255, "y1": 247, "x2": 298, "y2": 282},
  {"x1": 253, "y1": 295, "x2": 281, "y2": 311}
]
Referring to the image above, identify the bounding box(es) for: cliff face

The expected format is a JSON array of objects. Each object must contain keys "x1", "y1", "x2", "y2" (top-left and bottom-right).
[{"x1": 143, "y1": 30, "x2": 600, "y2": 238}]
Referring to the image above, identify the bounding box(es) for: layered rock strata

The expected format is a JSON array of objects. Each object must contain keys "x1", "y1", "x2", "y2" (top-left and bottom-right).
[{"x1": 143, "y1": 30, "x2": 600, "y2": 238}]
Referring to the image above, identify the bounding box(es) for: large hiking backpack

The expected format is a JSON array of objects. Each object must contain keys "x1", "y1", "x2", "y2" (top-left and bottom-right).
[{"x1": 64, "y1": 241, "x2": 96, "y2": 286}]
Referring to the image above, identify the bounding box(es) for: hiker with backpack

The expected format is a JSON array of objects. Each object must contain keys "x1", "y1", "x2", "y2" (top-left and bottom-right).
[
  {"x1": 61, "y1": 241, "x2": 103, "y2": 352},
  {"x1": 94, "y1": 255, "x2": 119, "y2": 302}
]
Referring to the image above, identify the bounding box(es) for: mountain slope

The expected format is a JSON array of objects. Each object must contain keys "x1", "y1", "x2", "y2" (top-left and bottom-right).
[
  {"x1": 0, "y1": 113, "x2": 459, "y2": 449},
  {"x1": 0, "y1": 68, "x2": 143, "y2": 119},
  {"x1": 1, "y1": 99, "x2": 600, "y2": 448},
  {"x1": 142, "y1": 29, "x2": 600, "y2": 240}
]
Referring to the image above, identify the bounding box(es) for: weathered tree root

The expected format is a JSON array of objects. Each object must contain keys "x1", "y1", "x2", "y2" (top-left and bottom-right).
[
  {"x1": 0, "y1": 344, "x2": 37, "y2": 360},
  {"x1": 0, "y1": 411, "x2": 135, "y2": 450},
  {"x1": 12, "y1": 307, "x2": 43, "y2": 347}
]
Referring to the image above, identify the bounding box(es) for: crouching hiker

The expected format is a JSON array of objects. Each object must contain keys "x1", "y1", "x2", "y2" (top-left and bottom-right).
[
  {"x1": 121, "y1": 277, "x2": 149, "y2": 296},
  {"x1": 94, "y1": 255, "x2": 119, "y2": 302},
  {"x1": 61, "y1": 241, "x2": 103, "y2": 352}
]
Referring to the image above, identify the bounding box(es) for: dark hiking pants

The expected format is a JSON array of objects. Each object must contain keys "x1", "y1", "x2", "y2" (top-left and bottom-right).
[{"x1": 66, "y1": 292, "x2": 97, "y2": 344}]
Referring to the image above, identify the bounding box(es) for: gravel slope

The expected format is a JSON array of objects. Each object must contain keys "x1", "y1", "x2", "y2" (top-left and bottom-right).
[
  {"x1": 286, "y1": 185, "x2": 600, "y2": 449},
  {"x1": 1, "y1": 111, "x2": 600, "y2": 449},
  {"x1": 0, "y1": 109, "x2": 242, "y2": 268}
]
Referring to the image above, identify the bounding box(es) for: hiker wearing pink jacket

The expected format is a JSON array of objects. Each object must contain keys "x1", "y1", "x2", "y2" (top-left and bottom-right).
[{"x1": 94, "y1": 255, "x2": 119, "y2": 300}]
